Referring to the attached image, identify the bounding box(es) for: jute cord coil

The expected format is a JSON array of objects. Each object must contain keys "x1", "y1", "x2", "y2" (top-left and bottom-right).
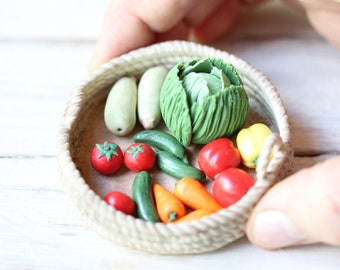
[{"x1": 57, "y1": 41, "x2": 293, "y2": 254}]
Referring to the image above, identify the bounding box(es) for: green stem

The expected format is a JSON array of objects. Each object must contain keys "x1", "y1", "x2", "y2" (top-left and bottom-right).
[{"x1": 168, "y1": 212, "x2": 178, "y2": 222}]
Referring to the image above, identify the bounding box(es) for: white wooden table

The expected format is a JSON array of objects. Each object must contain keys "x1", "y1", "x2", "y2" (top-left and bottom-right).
[{"x1": 1, "y1": 0, "x2": 339, "y2": 269}]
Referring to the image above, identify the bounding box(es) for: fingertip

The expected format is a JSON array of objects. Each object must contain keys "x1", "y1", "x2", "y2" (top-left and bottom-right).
[
  {"x1": 87, "y1": 43, "x2": 102, "y2": 74},
  {"x1": 246, "y1": 210, "x2": 310, "y2": 250},
  {"x1": 87, "y1": 1, "x2": 155, "y2": 74},
  {"x1": 298, "y1": 0, "x2": 340, "y2": 48},
  {"x1": 87, "y1": 36, "x2": 113, "y2": 74},
  {"x1": 305, "y1": 9, "x2": 340, "y2": 48}
]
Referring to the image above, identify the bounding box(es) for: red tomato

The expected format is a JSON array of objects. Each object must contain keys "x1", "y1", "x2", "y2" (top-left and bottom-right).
[
  {"x1": 90, "y1": 141, "x2": 123, "y2": 175},
  {"x1": 197, "y1": 138, "x2": 241, "y2": 179},
  {"x1": 124, "y1": 143, "x2": 156, "y2": 172},
  {"x1": 104, "y1": 191, "x2": 135, "y2": 215},
  {"x1": 213, "y1": 168, "x2": 255, "y2": 208}
]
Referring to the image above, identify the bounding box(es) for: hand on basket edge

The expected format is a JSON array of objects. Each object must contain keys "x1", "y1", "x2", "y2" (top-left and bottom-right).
[{"x1": 246, "y1": 156, "x2": 340, "y2": 250}]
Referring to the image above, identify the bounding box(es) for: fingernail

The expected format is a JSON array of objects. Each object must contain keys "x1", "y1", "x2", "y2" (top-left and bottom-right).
[{"x1": 252, "y1": 211, "x2": 304, "y2": 249}]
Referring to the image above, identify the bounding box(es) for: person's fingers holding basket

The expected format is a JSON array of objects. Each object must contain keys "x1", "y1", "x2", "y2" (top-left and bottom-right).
[{"x1": 246, "y1": 156, "x2": 340, "y2": 249}]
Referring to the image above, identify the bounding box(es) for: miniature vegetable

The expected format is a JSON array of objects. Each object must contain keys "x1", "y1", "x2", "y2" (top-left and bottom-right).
[
  {"x1": 104, "y1": 77, "x2": 137, "y2": 136},
  {"x1": 90, "y1": 141, "x2": 123, "y2": 175},
  {"x1": 160, "y1": 57, "x2": 249, "y2": 146},
  {"x1": 132, "y1": 171, "x2": 159, "y2": 222},
  {"x1": 156, "y1": 151, "x2": 205, "y2": 182},
  {"x1": 236, "y1": 123, "x2": 272, "y2": 168},
  {"x1": 133, "y1": 130, "x2": 188, "y2": 163},
  {"x1": 137, "y1": 66, "x2": 168, "y2": 129},
  {"x1": 153, "y1": 183, "x2": 186, "y2": 223},
  {"x1": 174, "y1": 177, "x2": 222, "y2": 212},
  {"x1": 124, "y1": 143, "x2": 156, "y2": 172},
  {"x1": 213, "y1": 168, "x2": 255, "y2": 208},
  {"x1": 104, "y1": 191, "x2": 135, "y2": 216},
  {"x1": 173, "y1": 209, "x2": 213, "y2": 223},
  {"x1": 198, "y1": 138, "x2": 241, "y2": 179}
]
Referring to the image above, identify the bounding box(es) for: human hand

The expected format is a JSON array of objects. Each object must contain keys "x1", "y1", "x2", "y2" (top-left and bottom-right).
[
  {"x1": 88, "y1": 0, "x2": 340, "y2": 73},
  {"x1": 246, "y1": 156, "x2": 340, "y2": 249},
  {"x1": 88, "y1": 0, "x2": 254, "y2": 73},
  {"x1": 89, "y1": 0, "x2": 340, "y2": 249}
]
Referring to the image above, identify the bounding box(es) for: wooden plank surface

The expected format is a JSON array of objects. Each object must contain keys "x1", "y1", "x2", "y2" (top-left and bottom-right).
[{"x1": 1, "y1": 0, "x2": 339, "y2": 269}]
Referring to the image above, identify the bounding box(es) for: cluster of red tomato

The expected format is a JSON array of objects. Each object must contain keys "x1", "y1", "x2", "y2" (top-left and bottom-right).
[
  {"x1": 197, "y1": 138, "x2": 255, "y2": 208},
  {"x1": 90, "y1": 141, "x2": 156, "y2": 216},
  {"x1": 90, "y1": 137, "x2": 255, "y2": 220},
  {"x1": 90, "y1": 141, "x2": 156, "y2": 175}
]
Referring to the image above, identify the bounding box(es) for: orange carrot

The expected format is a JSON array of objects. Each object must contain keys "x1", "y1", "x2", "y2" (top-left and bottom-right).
[
  {"x1": 173, "y1": 209, "x2": 213, "y2": 223},
  {"x1": 153, "y1": 183, "x2": 186, "y2": 223},
  {"x1": 174, "y1": 177, "x2": 223, "y2": 212}
]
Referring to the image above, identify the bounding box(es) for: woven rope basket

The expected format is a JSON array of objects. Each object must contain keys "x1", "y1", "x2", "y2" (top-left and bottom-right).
[{"x1": 57, "y1": 41, "x2": 293, "y2": 254}]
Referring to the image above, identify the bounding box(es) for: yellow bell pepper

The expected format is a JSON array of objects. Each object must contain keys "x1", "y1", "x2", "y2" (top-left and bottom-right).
[{"x1": 236, "y1": 123, "x2": 272, "y2": 168}]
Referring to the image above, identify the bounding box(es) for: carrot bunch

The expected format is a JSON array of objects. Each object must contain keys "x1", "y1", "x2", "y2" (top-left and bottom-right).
[{"x1": 153, "y1": 177, "x2": 222, "y2": 223}]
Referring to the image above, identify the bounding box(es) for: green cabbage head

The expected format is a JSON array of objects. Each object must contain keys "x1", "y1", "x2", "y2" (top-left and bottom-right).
[{"x1": 160, "y1": 57, "x2": 249, "y2": 146}]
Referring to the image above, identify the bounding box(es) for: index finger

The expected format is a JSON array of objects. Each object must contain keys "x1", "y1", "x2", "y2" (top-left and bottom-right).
[{"x1": 87, "y1": 0, "x2": 197, "y2": 73}]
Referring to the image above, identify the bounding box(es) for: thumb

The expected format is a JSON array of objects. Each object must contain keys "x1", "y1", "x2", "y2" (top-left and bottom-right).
[{"x1": 246, "y1": 156, "x2": 340, "y2": 249}]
